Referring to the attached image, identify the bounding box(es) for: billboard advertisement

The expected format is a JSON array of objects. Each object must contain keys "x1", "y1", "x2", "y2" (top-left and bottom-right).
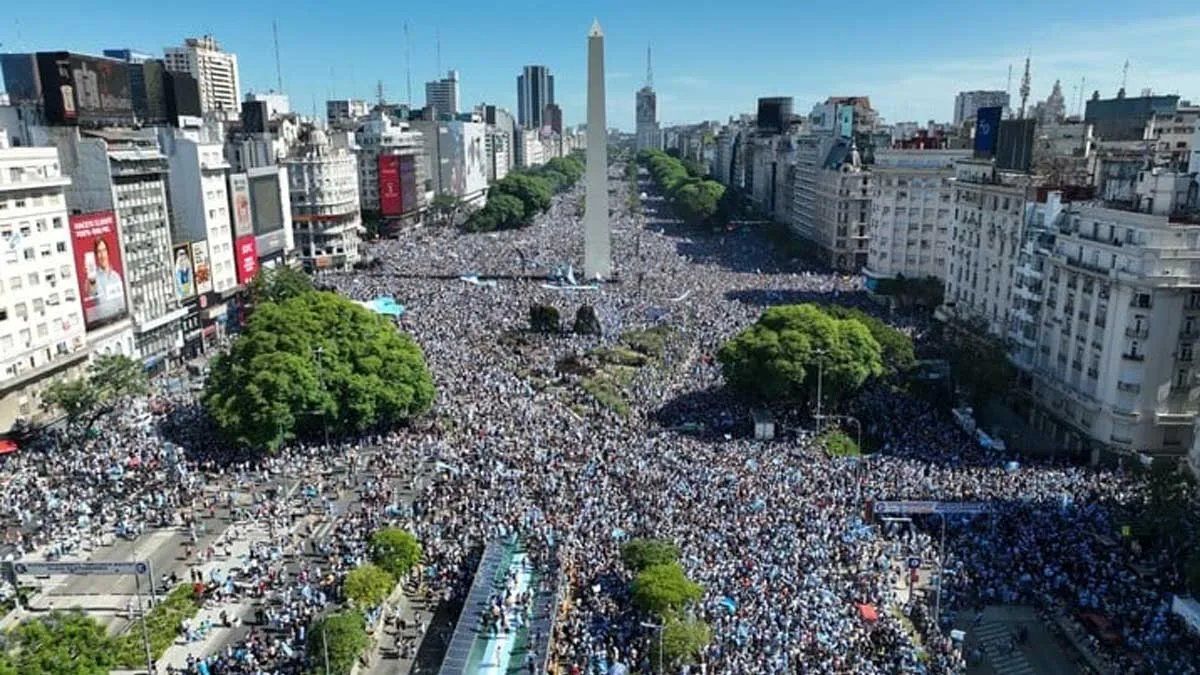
[
  {"x1": 173, "y1": 243, "x2": 196, "y2": 301},
  {"x1": 234, "y1": 235, "x2": 259, "y2": 285},
  {"x1": 996, "y1": 118, "x2": 1037, "y2": 173},
  {"x1": 379, "y1": 154, "x2": 402, "y2": 216},
  {"x1": 229, "y1": 173, "x2": 253, "y2": 238},
  {"x1": 448, "y1": 122, "x2": 488, "y2": 197},
  {"x1": 191, "y1": 241, "x2": 213, "y2": 295},
  {"x1": 400, "y1": 155, "x2": 417, "y2": 215},
  {"x1": 35, "y1": 52, "x2": 133, "y2": 126},
  {"x1": 69, "y1": 211, "x2": 127, "y2": 329},
  {"x1": 973, "y1": 105, "x2": 1002, "y2": 158},
  {"x1": 837, "y1": 105, "x2": 854, "y2": 139},
  {"x1": 249, "y1": 172, "x2": 286, "y2": 255}
]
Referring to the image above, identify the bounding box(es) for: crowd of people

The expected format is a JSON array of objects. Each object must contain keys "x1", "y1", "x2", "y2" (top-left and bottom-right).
[{"x1": 2, "y1": 160, "x2": 1197, "y2": 675}]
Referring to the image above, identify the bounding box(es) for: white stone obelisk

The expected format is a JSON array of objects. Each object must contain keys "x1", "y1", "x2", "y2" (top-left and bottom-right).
[{"x1": 583, "y1": 19, "x2": 611, "y2": 280}]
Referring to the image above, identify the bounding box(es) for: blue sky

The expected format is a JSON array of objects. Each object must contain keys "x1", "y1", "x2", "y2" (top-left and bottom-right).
[{"x1": 4, "y1": 1, "x2": 1199, "y2": 130}]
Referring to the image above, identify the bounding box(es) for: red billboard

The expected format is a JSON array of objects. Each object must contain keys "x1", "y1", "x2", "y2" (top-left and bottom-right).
[
  {"x1": 379, "y1": 154, "x2": 402, "y2": 216},
  {"x1": 69, "y1": 211, "x2": 127, "y2": 329},
  {"x1": 235, "y1": 235, "x2": 260, "y2": 285}
]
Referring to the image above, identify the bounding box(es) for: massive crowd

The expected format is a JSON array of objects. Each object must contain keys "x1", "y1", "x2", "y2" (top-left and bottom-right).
[{"x1": 2, "y1": 163, "x2": 1196, "y2": 674}]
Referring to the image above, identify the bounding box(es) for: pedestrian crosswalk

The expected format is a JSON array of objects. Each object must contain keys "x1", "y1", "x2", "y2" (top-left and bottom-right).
[{"x1": 974, "y1": 621, "x2": 1036, "y2": 675}]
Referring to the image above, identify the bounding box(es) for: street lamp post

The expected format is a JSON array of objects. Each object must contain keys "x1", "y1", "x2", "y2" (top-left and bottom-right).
[
  {"x1": 313, "y1": 346, "x2": 330, "y2": 447},
  {"x1": 640, "y1": 621, "x2": 665, "y2": 674},
  {"x1": 813, "y1": 349, "x2": 827, "y2": 435},
  {"x1": 934, "y1": 512, "x2": 947, "y2": 629}
]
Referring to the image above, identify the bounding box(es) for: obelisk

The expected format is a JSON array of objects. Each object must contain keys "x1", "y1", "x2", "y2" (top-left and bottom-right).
[{"x1": 583, "y1": 19, "x2": 611, "y2": 280}]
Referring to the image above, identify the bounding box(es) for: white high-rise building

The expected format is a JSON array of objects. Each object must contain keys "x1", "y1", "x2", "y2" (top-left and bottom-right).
[
  {"x1": 953, "y1": 90, "x2": 1011, "y2": 126},
  {"x1": 790, "y1": 136, "x2": 872, "y2": 271},
  {"x1": 0, "y1": 138, "x2": 88, "y2": 433},
  {"x1": 424, "y1": 70, "x2": 461, "y2": 117},
  {"x1": 284, "y1": 128, "x2": 363, "y2": 271},
  {"x1": 164, "y1": 35, "x2": 242, "y2": 119},
  {"x1": 865, "y1": 149, "x2": 970, "y2": 283},
  {"x1": 160, "y1": 132, "x2": 238, "y2": 295}
]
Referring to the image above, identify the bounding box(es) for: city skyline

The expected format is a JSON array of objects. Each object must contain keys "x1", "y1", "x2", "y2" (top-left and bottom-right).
[{"x1": 3, "y1": 2, "x2": 1199, "y2": 129}]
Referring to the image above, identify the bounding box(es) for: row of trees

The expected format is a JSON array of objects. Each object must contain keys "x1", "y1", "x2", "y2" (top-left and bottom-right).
[
  {"x1": 621, "y1": 538, "x2": 711, "y2": 670},
  {"x1": 312, "y1": 528, "x2": 423, "y2": 675},
  {"x1": 464, "y1": 155, "x2": 585, "y2": 232},
  {"x1": 637, "y1": 150, "x2": 725, "y2": 226},
  {"x1": 204, "y1": 268, "x2": 435, "y2": 451},
  {"x1": 717, "y1": 304, "x2": 910, "y2": 404}
]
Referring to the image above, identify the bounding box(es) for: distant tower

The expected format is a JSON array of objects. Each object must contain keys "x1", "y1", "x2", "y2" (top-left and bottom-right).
[
  {"x1": 1018, "y1": 57, "x2": 1031, "y2": 119},
  {"x1": 635, "y1": 43, "x2": 660, "y2": 152},
  {"x1": 1043, "y1": 79, "x2": 1065, "y2": 124},
  {"x1": 583, "y1": 19, "x2": 611, "y2": 279}
]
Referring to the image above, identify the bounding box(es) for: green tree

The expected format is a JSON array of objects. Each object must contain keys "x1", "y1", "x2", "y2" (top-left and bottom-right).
[
  {"x1": 652, "y1": 616, "x2": 712, "y2": 669},
  {"x1": 493, "y1": 173, "x2": 553, "y2": 220},
  {"x1": 369, "y1": 528, "x2": 422, "y2": 579},
  {"x1": 308, "y1": 611, "x2": 370, "y2": 675},
  {"x1": 429, "y1": 193, "x2": 464, "y2": 227},
  {"x1": 8, "y1": 610, "x2": 116, "y2": 675},
  {"x1": 42, "y1": 354, "x2": 148, "y2": 439},
  {"x1": 203, "y1": 291, "x2": 435, "y2": 450},
  {"x1": 631, "y1": 563, "x2": 703, "y2": 616},
  {"x1": 674, "y1": 180, "x2": 725, "y2": 226},
  {"x1": 573, "y1": 305, "x2": 602, "y2": 335},
  {"x1": 529, "y1": 304, "x2": 561, "y2": 333},
  {"x1": 825, "y1": 306, "x2": 916, "y2": 374},
  {"x1": 620, "y1": 538, "x2": 680, "y2": 573},
  {"x1": 718, "y1": 304, "x2": 884, "y2": 403},
  {"x1": 247, "y1": 265, "x2": 314, "y2": 305},
  {"x1": 820, "y1": 429, "x2": 861, "y2": 457},
  {"x1": 947, "y1": 324, "x2": 1015, "y2": 408},
  {"x1": 343, "y1": 563, "x2": 396, "y2": 607}
]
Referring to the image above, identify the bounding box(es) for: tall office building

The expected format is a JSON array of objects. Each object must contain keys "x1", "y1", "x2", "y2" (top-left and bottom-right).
[
  {"x1": 164, "y1": 35, "x2": 242, "y2": 119},
  {"x1": 0, "y1": 138, "x2": 88, "y2": 434},
  {"x1": 953, "y1": 90, "x2": 1011, "y2": 126},
  {"x1": 517, "y1": 65, "x2": 554, "y2": 130},
  {"x1": 543, "y1": 103, "x2": 563, "y2": 135},
  {"x1": 635, "y1": 45, "x2": 660, "y2": 152},
  {"x1": 425, "y1": 70, "x2": 460, "y2": 117}
]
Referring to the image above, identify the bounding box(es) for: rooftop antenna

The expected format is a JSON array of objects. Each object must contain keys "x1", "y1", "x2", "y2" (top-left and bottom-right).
[
  {"x1": 1006, "y1": 64, "x2": 1012, "y2": 102},
  {"x1": 404, "y1": 23, "x2": 413, "y2": 105},
  {"x1": 376, "y1": 80, "x2": 385, "y2": 106},
  {"x1": 645, "y1": 43, "x2": 653, "y2": 88},
  {"x1": 1018, "y1": 55, "x2": 1031, "y2": 119},
  {"x1": 1078, "y1": 76, "x2": 1086, "y2": 117},
  {"x1": 436, "y1": 28, "x2": 442, "y2": 77},
  {"x1": 272, "y1": 19, "x2": 284, "y2": 92},
  {"x1": 1121, "y1": 59, "x2": 1130, "y2": 93}
]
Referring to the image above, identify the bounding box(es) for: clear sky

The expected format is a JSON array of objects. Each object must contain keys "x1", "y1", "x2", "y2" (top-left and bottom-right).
[{"x1": 3, "y1": 1, "x2": 1199, "y2": 130}]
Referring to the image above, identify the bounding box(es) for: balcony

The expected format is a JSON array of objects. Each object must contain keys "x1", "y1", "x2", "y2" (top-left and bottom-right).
[
  {"x1": 1121, "y1": 352, "x2": 1145, "y2": 362},
  {"x1": 1125, "y1": 326, "x2": 1149, "y2": 339},
  {"x1": 1117, "y1": 381, "x2": 1141, "y2": 394}
]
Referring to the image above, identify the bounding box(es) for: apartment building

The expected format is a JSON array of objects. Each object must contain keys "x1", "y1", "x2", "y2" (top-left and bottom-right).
[
  {"x1": 940, "y1": 159, "x2": 1038, "y2": 337},
  {"x1": 58, "y1": 128, "x2": 184, "y2": 367},
  {"x1": 1018, "y1": 196, "x2": 1200, "y2": 458},
  {"x1": 790, "y1": 136, "x2": 871, "y2": 271},
  {"x1": 284, "y1": 128, "x2": 362, "y2": 271},
  {"x1": 865, "y1": 149, "x2": 970, "y2": 283},
  {"x1": 0, "y1": 140, "x2": 88, "y2": 432},
  {"x1": 164, "y1": 36, "x2": 241, "y2": 119}
]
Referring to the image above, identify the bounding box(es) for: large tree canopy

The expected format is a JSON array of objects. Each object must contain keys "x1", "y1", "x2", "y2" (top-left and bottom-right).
[
  {"x1": 718, "y1": 304, "x2": 884, "y2": 403},
  {"x1": 308, "y1": 611, "x2": 369, "y2": 675},
  {"x1": 204, "y1": 291, "x2": 434, "y2": 450}
]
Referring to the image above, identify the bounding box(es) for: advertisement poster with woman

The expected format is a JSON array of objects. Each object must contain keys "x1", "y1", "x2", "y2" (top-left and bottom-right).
[
  {"x1": 173, "y1": 244, "x2": 195, "y2": 301},
  {"x1": 68, "y1": 211, "x2": 127, "y2": 328}
]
